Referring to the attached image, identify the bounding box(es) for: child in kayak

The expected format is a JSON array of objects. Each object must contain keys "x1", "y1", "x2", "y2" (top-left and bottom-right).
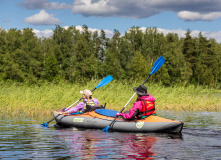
[
  {"x1": 116, "y1": 85, "x2": 156, "y2": 120},
  {"x1": 59, "y1": 89, "x2": 99, "y2": 115}
]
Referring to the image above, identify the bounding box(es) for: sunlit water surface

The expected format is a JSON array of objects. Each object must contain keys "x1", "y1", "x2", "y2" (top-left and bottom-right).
[{"x1": 1, "y1": 111, "x2": 221, "y2": 159}]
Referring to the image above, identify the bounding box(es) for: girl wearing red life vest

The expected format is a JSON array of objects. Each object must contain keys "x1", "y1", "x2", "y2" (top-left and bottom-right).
[{"x1": 116, "y1": 85, "x2": 156, "y2": 120}]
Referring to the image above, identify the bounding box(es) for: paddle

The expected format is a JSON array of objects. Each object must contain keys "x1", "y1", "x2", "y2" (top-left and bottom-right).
[
  {"x1": 103, "y1": 56, "x2": 165, "y2": 131},
  {"x1": 41, "y1": 75, "x2": 113, "y2": 127}
]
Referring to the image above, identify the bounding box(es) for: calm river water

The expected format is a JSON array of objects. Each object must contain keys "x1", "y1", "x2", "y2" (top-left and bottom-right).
[{"x1": 1, "y1": 111, "x2": 221, "y2": 159}]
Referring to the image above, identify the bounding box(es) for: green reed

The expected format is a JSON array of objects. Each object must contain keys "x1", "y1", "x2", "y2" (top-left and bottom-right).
[{"x1": 0, "y1": 81, "x2": 220, "y2": 117}]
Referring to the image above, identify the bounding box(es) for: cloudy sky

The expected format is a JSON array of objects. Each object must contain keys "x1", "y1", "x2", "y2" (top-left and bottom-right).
[{"x1": 1, "y1": 0, "x2": 221, "y2": 42}]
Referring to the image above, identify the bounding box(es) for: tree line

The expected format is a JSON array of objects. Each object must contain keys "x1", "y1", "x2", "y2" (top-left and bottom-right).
[{"x1": 0, "y1": 25, "x2": 221, "y2": 88}]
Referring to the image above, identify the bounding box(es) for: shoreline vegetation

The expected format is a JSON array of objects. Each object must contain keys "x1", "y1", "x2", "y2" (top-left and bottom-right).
[{"x1": 1, "y1": 81, "x2": 220, "y2": 117}]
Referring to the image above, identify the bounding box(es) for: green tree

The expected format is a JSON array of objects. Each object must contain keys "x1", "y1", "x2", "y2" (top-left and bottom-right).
[
  {"x1": 164, "y1": 33, "x2": 184, "y2": 85},
  {"x1": 182, "y1": 29, "x2": 197, "y2": 84},
  {"x1": 104, "y1": 29, "x2": 124, "y2": 79},
  {"x1": 44, "y1": 54, "x2": 58, "y2": 81},
  {"x1": 0, "y1": 26, "x2": 221, "y2": 88},
  {"x1": 131, "y1": 51, "x2": 148, "y2": 80}
]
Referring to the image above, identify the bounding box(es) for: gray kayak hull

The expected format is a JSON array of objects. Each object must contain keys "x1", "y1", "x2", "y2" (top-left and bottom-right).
[{"x1": 53, "y1": 111, "x2": 183, "y2": 133}]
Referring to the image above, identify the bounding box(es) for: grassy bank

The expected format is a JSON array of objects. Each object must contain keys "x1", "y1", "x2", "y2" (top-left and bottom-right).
[{"x1": 0, "y1": 81, "x2": 220, "y2": 117}]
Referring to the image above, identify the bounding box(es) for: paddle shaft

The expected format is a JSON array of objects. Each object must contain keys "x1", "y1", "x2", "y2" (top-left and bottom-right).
[
  {"x1": 118, "y1": 74, "x2": 151, "y2": 113},
  {"x1": 47, "y1": 115, "x2": 59, "y2": 124}
]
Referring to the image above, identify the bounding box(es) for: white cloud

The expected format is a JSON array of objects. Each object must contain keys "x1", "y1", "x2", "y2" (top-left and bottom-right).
[
  {"x1": 156, "y1": 28, "x2": 186, "y2": 37},
  {"x1": 33, "y1": 29, "x2": 53, "y2": 38},
  {"x1": 22, "y1": 0, "x2": 72, "y2": 10},
  {"x1": 33, "y1": 25, "x2": 221, "y2": 43},
  {"x1": 200, "y1": 31, "x2": 221, "y2": 43},
  {"x1": 20, "y1": 0, "x2": 221, "y2": 21},
  {"x1": 71, "y1": 0, "x2": 221, "y2": 20},
  {"x1": 32, "y1": 26, "x2": 114, "y2": 39},
  {"x1": 72, "y1": 0, "x2": 160, "y2": 18},
  {"x1": 72, "y1": 0, "x2": 118, "y2": 17},
  {"x1": 129, "y1": 27, "x2": 221, "y2": 43},
  {"x1": 178, "y1": 11, "x2": 221, "y2": 21},
  {"x1": 158, "y1": 28, "x2": 221, "y2": 42},
  {"x1": 63, "y1": 25, "x2": 114, "y2": 38},
  {"x1": 24, "y1": 10, "x2": 61, "y2": 25},
  {"x1": 2, "y1": 25, "x2": 221, "y2": 43}
]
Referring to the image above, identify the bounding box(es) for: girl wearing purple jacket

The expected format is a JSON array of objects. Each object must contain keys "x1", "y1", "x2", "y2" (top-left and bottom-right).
[{"x1": 59, "y1": 89, "x2": 99, "y2": 115}]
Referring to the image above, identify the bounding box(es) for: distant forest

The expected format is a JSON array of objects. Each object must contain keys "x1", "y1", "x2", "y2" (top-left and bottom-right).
[{"x1": 0, "y1": 25, "x2": 221, "y2": 88}]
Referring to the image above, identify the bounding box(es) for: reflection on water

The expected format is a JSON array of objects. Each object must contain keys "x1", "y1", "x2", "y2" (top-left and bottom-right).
[
  {"x1": 54, "y1": 127, "x2": 183, "y2": 159},
  {"x1": 0, "y1": 111, "x2": 221, "y2": 159}
]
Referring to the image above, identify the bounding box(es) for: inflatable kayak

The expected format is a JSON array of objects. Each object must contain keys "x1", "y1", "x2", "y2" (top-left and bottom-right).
[{"x1": 53, "y1": 109, "x2": 183, "y2": 133}]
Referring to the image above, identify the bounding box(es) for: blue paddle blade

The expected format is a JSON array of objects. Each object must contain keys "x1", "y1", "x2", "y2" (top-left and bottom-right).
[
  {"x1": 41, "y1": 122, "x2": 48, "y2": 127},
  {"x1": 150, "y1": 56, "x2": 165, "y2": 75},
  {"x1": 102, "y1": 125, "x2": 110, "y2": 131},
  {"x1": 96, "y1": 75, "x2": 113, "y2": 89}
]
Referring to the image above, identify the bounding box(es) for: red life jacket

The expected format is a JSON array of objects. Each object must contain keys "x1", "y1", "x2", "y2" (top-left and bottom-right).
[{"x1": 138, "y1": 99, "x2": 155, "y2": 118}]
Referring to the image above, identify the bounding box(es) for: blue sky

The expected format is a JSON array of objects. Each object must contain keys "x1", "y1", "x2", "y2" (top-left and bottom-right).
[{"x1": 1, "y1": 0, "x2": 221, "y2": 42}]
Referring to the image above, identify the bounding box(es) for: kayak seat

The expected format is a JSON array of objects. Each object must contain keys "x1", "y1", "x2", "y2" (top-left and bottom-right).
[{"x1": 95, "y1": 109, "x2": 118, "y2": 117}]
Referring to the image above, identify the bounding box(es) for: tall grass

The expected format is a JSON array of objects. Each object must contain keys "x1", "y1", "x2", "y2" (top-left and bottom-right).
[{"x1": 0, "y1": 81, "x2": 220, "y2": 117}]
